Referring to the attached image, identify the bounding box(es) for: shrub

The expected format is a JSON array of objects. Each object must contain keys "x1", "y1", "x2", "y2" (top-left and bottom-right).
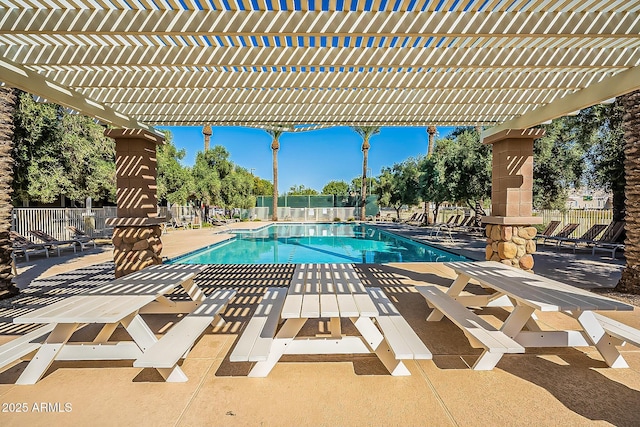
[{"x1": 333, "y1": 217, "x2": 341, "y2": 222}]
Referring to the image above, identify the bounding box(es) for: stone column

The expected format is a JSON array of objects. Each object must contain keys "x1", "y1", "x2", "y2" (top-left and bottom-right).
[
  {"x1": 105, "y1": 129, "x2": 165, "y2": 278},
  {"x1": 483, "y1": 129, "x2": 545, "y2": 271}
]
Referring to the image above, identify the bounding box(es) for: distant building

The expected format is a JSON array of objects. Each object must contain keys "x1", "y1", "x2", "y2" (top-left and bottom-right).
[{"x1": 566, "y1": 189, "x2": 611, "y2": 209}]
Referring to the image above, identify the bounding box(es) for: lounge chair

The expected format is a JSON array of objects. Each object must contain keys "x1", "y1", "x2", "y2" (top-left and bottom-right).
[
  {"x1": 403, "y1": 212, "x2": 418, "y2": 223},
  {"x1": 406, "y1": 213, "x2": 424, "y2": 225},
  {"x1": 170, "y1": 217, "x2": 191, "y2": 229},
  {"x1": 452, "y1": 215, "x2": 473, "y2": 230},
  {"x1": 555, "y1": 223, "x2": 608, "y2": 252},
  {"x1": 66, "y1": 225, "x2": 97, "y2": 250},
  {"x1": 10, "y1": 231, "x2": 50, "y2": 261},
  {"x1": 209, "y1": 214, "x2": 237, "y2": 225},
  {"x1": 540, "y1": 223, "x2": 579, "y2": 246},
  {"x1": 28, "y1": 230, "x2": 78, "y2": 255},
  {"x1": 535, "y1": 221, "x2": 561, "y2": 242},
  {"x1": 591, "y1": 221, "x2": 626, "y2": 258},
  {"x1": 190, "y1": 215, "x2": 203, "y2": 229}
]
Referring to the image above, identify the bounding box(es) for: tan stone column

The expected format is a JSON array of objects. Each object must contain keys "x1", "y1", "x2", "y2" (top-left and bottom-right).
[
  {"x1": 483, "y1": 129, "x2": 545, "y2": 271},
  {"x1": 105, "y1": 129, "x2": 165, "y2": 278}
]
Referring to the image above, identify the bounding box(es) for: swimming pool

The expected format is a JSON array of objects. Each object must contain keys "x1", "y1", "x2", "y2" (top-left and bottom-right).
[{"x1": 170, "y1": 223, "x2": 468, "y2": 264}]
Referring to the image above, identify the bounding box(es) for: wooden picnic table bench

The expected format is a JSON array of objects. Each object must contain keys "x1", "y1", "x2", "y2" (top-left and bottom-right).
[
  {"x1": 418, "y1": 261, "x2": 636, "y2": 370},
  {"x1": 230, "y1": 263, "x2": 431, "y2": 377}
]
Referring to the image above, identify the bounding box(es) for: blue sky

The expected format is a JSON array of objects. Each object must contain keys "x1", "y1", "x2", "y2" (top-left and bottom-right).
[{"x1": 158, "y1": 125, "x2": 454, "y2": 193}]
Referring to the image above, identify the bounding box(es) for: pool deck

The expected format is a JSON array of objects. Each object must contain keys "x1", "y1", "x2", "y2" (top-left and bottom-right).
[{"x1": 1, "y1": 221, "x2": 639, "y2": 426}]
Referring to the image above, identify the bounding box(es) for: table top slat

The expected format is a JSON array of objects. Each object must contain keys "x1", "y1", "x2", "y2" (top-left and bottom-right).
[
  {"x1": 281, "y1": 265, "x2": 306, "y2": 318},
  {"x1": 318, "y1": 264, "x2": 339, "y2": 317},
  {"x1": 330, "y1": 264, "x2": 360, "y2": 316},
  {"x1": 444, "y1": 262, "x2": 632, "y2": 312},
  {"x1": 15, "y1": 295, "x2": 156, "y2": 324}
]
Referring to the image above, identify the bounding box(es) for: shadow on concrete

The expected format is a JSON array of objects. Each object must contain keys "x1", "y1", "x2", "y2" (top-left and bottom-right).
[{"x1": 500, "y1": 353, "x2": 640, "y2": 426}]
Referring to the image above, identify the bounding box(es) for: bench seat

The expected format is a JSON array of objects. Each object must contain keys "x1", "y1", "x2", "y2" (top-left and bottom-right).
[
  {"x1": 0, "y1": 325, "x2": 56, "y2": 371},
  {"x1": 366, "y1": 287, "x2": 432, "y2": 360},
  {"x1": 594, "y1": 313, "x2": 640, "y2": 348},
  {"x1": 417, "y1": 286, "x2": 524, "y2": 370},
  {"x1": 134, "y1": 289, "x2": 236, "y2": 373},
  {"x1": 230, "y1": 287, "x2": 287, "y2": 362}
]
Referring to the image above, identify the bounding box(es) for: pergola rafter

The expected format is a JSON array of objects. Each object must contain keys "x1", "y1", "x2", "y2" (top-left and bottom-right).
[{"x1": 0, "y1": 0, "x2": 638, "y2": 130}]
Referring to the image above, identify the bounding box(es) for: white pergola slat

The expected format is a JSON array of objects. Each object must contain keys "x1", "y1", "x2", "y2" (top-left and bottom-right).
[{"x1": 0, "y1": 0, "x2": 639, "y2": 132}]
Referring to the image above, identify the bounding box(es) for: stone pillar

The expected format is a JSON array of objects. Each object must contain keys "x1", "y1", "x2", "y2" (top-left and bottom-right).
[
  {"x1": 105, "y1": 129, "x2": 165, "y2": 278},
  {"x1": 483, "y1": 129, "x2": 545, "y2": 271}
]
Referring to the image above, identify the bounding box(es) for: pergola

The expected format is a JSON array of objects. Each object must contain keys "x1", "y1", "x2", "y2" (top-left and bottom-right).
[{"x1": 1, "y1": 0, "x2": 639, "y2": 277}]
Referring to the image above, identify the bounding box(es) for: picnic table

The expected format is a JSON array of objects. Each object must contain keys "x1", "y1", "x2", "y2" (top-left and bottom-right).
[
  {"x1": 10, "y1": 264, "x2": 235, "y2": 384},
  {"x1": 230, "y1": 263, "x2": 431, "y2": 377},
  {"x1": 417, "y1": 261, "x2": 638, "y2": 370}
]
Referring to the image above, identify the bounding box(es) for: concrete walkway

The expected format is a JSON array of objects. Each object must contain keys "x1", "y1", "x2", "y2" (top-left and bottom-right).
[{"x1": 0, "y1": 222, "x2": 638, "y2": 426}]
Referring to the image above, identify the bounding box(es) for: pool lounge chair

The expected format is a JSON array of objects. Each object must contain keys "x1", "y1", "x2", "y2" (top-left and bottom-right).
[
  {"x1": 10, "y1": 231, "x2": 50, "y2": 261},
  {"x1": 66, "y1": 225, "x2": 97, "y2": 250},
  {"x1": 406, "y1": 213, "x2": 425, "y2": 225},
  {"x1": 403, "y1": 212, "x2": 418, "y2": 223},
  {"x1": 535, "y1": 221, "x2": 561, "y2": 242},
  {"x1": 28, "y1": 230, "x2": 79, "y2": 255},
  {"x1": 591, "y1": 221, "x2": 626, "y2": 258},
  {"x1": 555, "y1": 223, "x2": 608, "y2": 253},
  {"x1": 170, "y1": 217, "x2": 191, "y2": 229},
  {"x1": 540, "y1": 223, "x2": 579, "y2": 246}
]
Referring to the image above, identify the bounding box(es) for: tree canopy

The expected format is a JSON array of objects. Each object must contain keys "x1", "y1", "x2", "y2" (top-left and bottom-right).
[
  {"x1": 156, "y1": 131, "x2": 193, "y2": 205},
  {"x1": 374, "y1": 158, "x2": 421, "y2": 218},
  {"x1": 321, "y1": 180, "x2": 349, "y2": 195},
  {"x1": 12, "y1": 91, "x2": 116, "y2": 205},
  {"x1": 287, "y1": 184, "x2": 318, "y2": 195}
]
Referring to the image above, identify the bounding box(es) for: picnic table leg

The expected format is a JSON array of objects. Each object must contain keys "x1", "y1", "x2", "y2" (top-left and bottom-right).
[
  {"x1": 472, "y1": 352, "x2": 505, "y2": 371},
  {"x1": 248, "y1": 318, "x2": 306, "y2": 378},
  {"x1": 93, "y1": 323, "x2": 119, "y2": 343},
  {"x1": 180, "y1": 278, "x2": 207, "y2": 303},
  {"x1": 121, "y1": 312, "x2": 189, "y2": 382},
  {"x1": 16, "y1": 323, "x2": 78, "y2": 385},
  {"x1": 500, "y1": 305, "x2": 536, "y2": 338},
  {"x1": 574, "y1": 310, "x2": 629, "y2": 368},
  {"x1": 426, "y1": 274, "x2": 470, "y2": 321},
  {"x1": 352, "y1": 317, "x2": 411, "y2": 376},
  {"x1": 330, "y1": 317, "x2": 341, "y2": 338}
]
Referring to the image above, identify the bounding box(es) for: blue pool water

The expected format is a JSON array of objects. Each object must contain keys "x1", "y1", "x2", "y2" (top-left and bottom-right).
[{"x1": 170, "y1": 223, "x2": 468, "y2": 265}]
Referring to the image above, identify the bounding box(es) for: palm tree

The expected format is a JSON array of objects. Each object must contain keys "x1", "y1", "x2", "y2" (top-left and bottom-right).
[
  {"x1": 0, "y1": 86, "x2": 19, "y2": 297},
  {"x1": 616, "y1": 89, "x2": 640, "y2": 294},
  {"x1": 202, "y1": 124, "x2": 212, "y2": 151},
  {"x1": 426, "y1": 126, "x2": 437, "y2": 156},
  {"x1": 266, "y1": 128, "x2": 285, "y2": 221},
  {"x1": 352, "y1": 126, "x2": 381, "y2": 221}
]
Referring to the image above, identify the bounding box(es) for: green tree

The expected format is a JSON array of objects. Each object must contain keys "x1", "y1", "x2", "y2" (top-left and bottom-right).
[
  {"x1": 253, "y1": 176, "x2": 273, "y2": 196},
  {"x1": 533, "y1": 118, "x2": 586, "y2": 210},
  {"x1": 438, "y1": 128, "x2": 491, "y2": 224},
  {"x1": 192, "y1": 145, "x2": 232, "y2": 207},
  {"x1": 352, "y1": 126, "x2": 381, "y2": 220},
  {"x1": 221, "y1": 166, "x2": 255, "y2": 209},
  {"x1": 581, "y1": 103, "x2": 626, "y2": 221},
  {"x1": 418, "y1": 155, "x2": 448, "y2": 224},
  {"x1": 12, "y1": 92, "x2": 116, "y2": 205},
  {"x1": 58, "y1": 114, "x2": 116, "y2": 204},
  {"x1": 156, "y1": 131, "x2": 193, "y2": 205},
  {"x1": 374, "y1": 158, "x2": 421, "y2": 219},
  {"x1": 287, "y1": 185, "x2": 318, "y2": 196},
  {"x1": 321, "y1": 180, "x2": 349, "y2": 195}
]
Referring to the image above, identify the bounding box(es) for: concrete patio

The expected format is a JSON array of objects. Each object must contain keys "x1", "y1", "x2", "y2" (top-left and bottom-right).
[{"x1": 1, "y1": 223, "x2": 639, "y2": 426}]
